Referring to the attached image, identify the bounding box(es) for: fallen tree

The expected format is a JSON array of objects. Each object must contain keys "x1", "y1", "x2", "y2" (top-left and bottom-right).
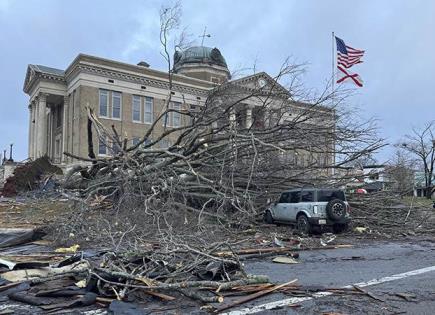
[
  {"x1": 348, "y1": 191, "x2": 435, "y2": 235},
  {"x1": 57, "y1": 3, "x2": 383, "y2": 248}
]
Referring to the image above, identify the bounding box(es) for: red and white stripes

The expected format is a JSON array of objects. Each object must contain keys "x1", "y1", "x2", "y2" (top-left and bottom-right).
[
  {"x1": 337, "y1": 65, "x2": 363, "y2": 87},
  {"x1": 335, "y1": 38, "x2": 365, "y2": 87}
]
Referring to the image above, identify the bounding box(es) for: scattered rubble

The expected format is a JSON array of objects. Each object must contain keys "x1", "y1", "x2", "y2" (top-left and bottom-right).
[
  {"x1": 1, "y1": 156, "x2": 62, "y2": 197},
  {"x1": 0, "y1": 199, "x2": 367, "y2": 314},
  {"x1": 0, "y1": 166, "x2": 433, "y2": 313}
]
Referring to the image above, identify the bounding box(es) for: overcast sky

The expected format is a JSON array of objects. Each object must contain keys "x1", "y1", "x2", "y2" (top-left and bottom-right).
[{"x1": 0, "y1": 0, "x2": 434, "y2": 162}]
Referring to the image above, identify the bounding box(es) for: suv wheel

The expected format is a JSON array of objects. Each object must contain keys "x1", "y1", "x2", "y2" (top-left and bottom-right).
[
  {"x1": 297, "y1": 214, "x2": 311, "y2": 234},
  {"x1": 264, "y1": 210, "x2": 274, "y2": 224},
  {"x1": 326, "y1": 199, "x2": 346, "y2": 221}
]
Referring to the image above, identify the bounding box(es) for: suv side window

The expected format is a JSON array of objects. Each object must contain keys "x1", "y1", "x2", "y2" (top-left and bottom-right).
[
  {"x1": 317, "y1": 190, "x2": 346, "y2": 202},
  {"x1": 279, "y1": 192, "x2": 290, "y2": 203},
  {"x1": 289, "y1": 191, "x2": 301, "y2": 203},
  {"x1": 301, "y1": 190, "x2": 314, "y2": 202}
]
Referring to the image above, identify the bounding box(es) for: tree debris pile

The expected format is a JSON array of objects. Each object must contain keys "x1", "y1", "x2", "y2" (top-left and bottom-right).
[
  {"x1": 348, "y1": 192, "x2": 435, "y2": 235},
  {"x1": 0, "y1": 237, "x2": 280, "y2": 312},
  {"x1": 1, "y1": 156, "x2": 62, "y2": 197},
  {"x1": 0, "y1": 223, "x2": 358, "y2": 313}
]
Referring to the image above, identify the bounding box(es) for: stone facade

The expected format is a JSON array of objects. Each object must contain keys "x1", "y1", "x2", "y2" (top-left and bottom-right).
[
  {"x1": 23, "y1": 46, "x2": 335, "y2": 171},
  {"x1": 23, "y1": 50, "x2": 218, "y2": 165}
]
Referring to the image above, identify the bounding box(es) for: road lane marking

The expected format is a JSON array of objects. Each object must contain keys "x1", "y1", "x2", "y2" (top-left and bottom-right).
[{"x1": 222, "y1": 265, "x2": 435, "y2": 315}]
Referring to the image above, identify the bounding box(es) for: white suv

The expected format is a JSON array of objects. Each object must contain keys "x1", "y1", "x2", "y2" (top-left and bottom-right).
[{"x1": 265, "y1": 188, "x2": 351, "y2": 234}]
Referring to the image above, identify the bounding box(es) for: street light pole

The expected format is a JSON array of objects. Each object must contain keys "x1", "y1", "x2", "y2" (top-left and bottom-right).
[{"x1": 8, "y1": 143, "x2": 13, "y2": 162}]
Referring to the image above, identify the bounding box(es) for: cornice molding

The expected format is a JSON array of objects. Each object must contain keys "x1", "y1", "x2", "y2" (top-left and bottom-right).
[
  {"x1": 24, "y1": 70, "x2": 66, "y2": 94},
  {"x1": 67, "y1": 64, "x2": 210, "y2": 97}
]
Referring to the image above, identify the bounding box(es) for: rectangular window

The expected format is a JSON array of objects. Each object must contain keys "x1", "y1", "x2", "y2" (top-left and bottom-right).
[
  {"x1": 278, "y1": 192, "x2": 290, "y2": 203},
  {"x1": 317, "y1": 190, "x2": 346, "y2": 202},
  {"x1": 99, "y1": 90, "x2": 108, "y2": 117},
  {"x1": 289, "y1": 191, "x2": 301, "y2": 203},
  {"x1": 112, "y1": 142, "x2": 121, "y2": 155},
  {"x1": 112, "y1": 91, "x2": 121, "y2": 119},
  {"x1": 159, "y1": 139, "x2": 171, "y2": 149},
  {"x1": 301, "y1": 191, "x2": 314, "y2": 202},
  {"x1": 171, "y1": 102, "x2": 181, "y2": 127},
  {"x1": 132, "y1": 95, "x2": 141, "y2": 122},
  {"x1": 144, "y1": 97, "x2": 153, "y2": 123},
  {"x1": 98, "y1": 138, "x2": 107, "y2": 155},
  {"x1": 132, "y1": 137, "x2": 140, "y2": 146}
]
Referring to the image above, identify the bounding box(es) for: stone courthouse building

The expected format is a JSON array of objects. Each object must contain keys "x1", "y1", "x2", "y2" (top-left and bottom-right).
[{"x1": 24, "y1": 46, "x2": 334, "y2": 168}]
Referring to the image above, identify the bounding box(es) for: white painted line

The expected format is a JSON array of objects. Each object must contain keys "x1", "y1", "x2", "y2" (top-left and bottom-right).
[{"x1": 222, "y1": 265, "x2": 435, "y2": 315}]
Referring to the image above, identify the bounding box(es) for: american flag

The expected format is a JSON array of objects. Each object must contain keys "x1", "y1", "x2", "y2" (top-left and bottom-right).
[{"x1": 335, "y1": 36, "x2": 364, "y2": 87}]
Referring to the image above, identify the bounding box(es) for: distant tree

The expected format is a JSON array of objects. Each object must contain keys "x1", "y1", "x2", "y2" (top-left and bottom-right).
[
  {"x1": 397, "y1": 121, "x2": 435, "y2": 199},
  {"x1": 346, "y1": 153, "x2": 378, "y2": 170},
  {"x1": 386, "y1": 150, "x2": 414, "y2": 197}
]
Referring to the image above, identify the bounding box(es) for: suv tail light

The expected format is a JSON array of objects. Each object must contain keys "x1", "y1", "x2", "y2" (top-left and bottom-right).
[{"x1": 347, "y1": 204, "x2": 351, "y2": 213}]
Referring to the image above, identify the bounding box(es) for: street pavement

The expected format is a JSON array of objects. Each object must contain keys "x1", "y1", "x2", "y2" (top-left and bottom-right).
[{"x1": 227, "y1": 237, "x2": 435, "y2": 315}]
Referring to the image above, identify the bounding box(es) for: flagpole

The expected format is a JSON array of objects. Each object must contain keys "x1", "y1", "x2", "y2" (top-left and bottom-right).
[
  {"x1": 331, "y1": 31, "x2": 335, "y2": 95},
  {"x1": 331, "y1": 31, "x2": 335, "y2": 177}
]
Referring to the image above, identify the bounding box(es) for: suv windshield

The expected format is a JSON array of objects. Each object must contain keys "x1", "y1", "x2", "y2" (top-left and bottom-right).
[{"x1": 317, "y1": 190, "x2": 346, "y2": 202}]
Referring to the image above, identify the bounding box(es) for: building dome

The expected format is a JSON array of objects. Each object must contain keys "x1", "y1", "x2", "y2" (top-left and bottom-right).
[
  {"x1": 173, "y1": 46, "x2": 230, "y2": 83},
  {"x1": 174, "y1": 46, "x2": 228, "y2": 69}
]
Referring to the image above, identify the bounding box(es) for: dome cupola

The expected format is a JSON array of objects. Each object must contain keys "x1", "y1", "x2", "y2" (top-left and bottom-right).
[{"x1": 173, "y1": 46, "x2": 230, "y2": 83}]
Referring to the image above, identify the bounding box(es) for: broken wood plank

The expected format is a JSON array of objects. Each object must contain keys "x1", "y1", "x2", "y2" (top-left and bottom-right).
[
  {"x1": 214, "y1": 279, "x2": 298, "y2": 313},
  {"x1": 215, "y1": 245, "x2": 353, "y2": 257},
  {"x1": 353, "y1": 285, "x2": 385, "y2": 302},
  {"x1": 143, "y1": 290, "x2": 176, "y2": 301}
]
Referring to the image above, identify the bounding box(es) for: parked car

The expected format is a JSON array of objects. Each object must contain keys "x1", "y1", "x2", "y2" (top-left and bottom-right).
[{"x1": 264, "y1": 188, "x2": 351, "y2": 234}]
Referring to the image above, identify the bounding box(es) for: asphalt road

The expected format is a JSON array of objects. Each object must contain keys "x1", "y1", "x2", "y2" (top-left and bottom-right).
[
  {"x1": 226, "y1": 238, "x2": 435, "y2": 315},
  {"x1": 1, "y1": 237, "x2": 434, "y2": 314}
]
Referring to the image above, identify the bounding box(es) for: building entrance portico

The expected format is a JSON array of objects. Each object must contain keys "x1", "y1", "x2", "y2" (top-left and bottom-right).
[
  {"x1": 24, "y1": 64, "x2": 67, "y2": 164},
  {"x1": 29, "y1": 92, "x2": 66, "y2": 163}
]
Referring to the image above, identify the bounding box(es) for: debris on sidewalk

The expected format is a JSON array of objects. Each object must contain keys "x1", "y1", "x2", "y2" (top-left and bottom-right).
[
  {"x1": 354, "y1": 226, "x2": 368, "y2": 233},
  {"x1": 0, "y1": 228, "x2": 45, "y2": 248},
  {"x1": 54, "y1": 244, "x2": 80, "y2": 253},
  {"x1": 272, "y1": 256, "x2": 299, "y2": 264}
]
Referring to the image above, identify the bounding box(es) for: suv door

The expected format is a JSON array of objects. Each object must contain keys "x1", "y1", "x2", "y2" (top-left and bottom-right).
[
  {"x1": 299, "y1": 190, "x2": 315, "y2": 217},
  {"x1": 285, "y1": 190, "x2": 301, "y2": 222},
  {"x1": 273, "y1": 192, "x2": 291, "y2": 221}
]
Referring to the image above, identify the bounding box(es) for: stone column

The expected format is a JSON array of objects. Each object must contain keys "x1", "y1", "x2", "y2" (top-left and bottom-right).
[
  {"x1": 264, "y1": 109, "x2": 270, "y2": 128},
  {"x1": 62, "y1": 95, "x2": 69, "y2": 163},
  {"x1": 229, "y1": 108, "x2": 236, "y2": 128},
  {"x1": 47, "y1": 108, "x2": 52, "y2": 159},
  {"x1": 37, "y1": 93, "x2": 48, "y2": 157},
  {"x1": 32, "y1": 99, "x2": 39, "y2": 158},
  {"x1": 28, "y1": 104, "x2": 33, "y2": 159},
  {"x1": 246, "y1": 106, "x2": 253, "y2": 129}
]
